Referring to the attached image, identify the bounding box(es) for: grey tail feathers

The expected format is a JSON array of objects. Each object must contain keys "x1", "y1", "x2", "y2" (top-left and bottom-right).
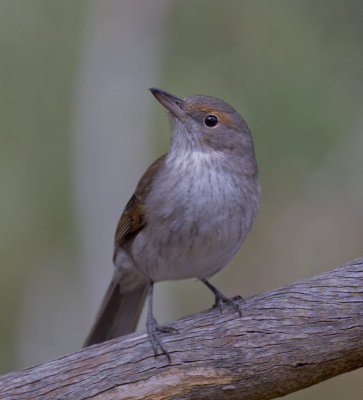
[{"x1": 83, "y1": 277, "x2": 148, "y2": 348}]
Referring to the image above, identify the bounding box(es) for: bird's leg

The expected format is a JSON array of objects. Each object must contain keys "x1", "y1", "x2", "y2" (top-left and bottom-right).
[
  {"x1": 200, "y1": 278, "x2": 243, "y2": 317},
  {"x1": 146, "y1": 281, "x2": 176, "y2": 363}
]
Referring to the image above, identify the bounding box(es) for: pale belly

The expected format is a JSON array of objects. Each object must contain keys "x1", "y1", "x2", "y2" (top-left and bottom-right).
[
  {"x1": 130, "y1": 151, "x2": 260, "y2": 282},
  {"x1": 130, "y1": 185, "x2": 257, "y2": 282},
  {"x1": 131, "y1": 214, "x2": 244, "y2": 282}
]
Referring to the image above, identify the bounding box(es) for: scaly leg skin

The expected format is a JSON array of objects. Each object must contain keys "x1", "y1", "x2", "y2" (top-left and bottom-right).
[
  {"x1": 146, "y1": 281, "x2": 176, "y2": 363},
  {"x1": 201, "y1": 278, "x2": 243, "y2": 317}
]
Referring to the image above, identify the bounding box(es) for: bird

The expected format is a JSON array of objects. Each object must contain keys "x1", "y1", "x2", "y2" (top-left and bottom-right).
[{"x1": 83, "y1": 88, "x2": 261, "y2": 361}]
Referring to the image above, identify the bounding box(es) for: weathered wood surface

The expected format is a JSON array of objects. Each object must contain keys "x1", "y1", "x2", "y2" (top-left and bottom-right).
[{"x1": 0, "y1": 258, "x2": 362, "y2": 400}]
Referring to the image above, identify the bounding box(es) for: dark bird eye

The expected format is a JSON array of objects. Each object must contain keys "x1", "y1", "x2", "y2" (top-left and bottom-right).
[{"x1": 204, "y1": 115, "x2": 219, "y2": 127}]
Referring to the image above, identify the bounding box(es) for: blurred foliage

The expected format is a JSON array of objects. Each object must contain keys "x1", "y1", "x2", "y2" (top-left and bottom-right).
[{"x1": 0, "y1": 0, "x2": 84, "y2": 372}]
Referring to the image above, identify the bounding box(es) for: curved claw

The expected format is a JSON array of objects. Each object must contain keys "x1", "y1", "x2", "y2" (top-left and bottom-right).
[
  {"x1": 146, "y1": 316, "x2": 171, "y2": 363},
  {"x1": 202, "y1": 278, "x2": 243, "y2": 317},
  {"x1": 215, "y1": 292, "x2": 242, "y2": 317},
  {"x1": 158, "y1": 325, "x2": 179, "y2": 334},
  {"x1": 146, "y1": 282, "x2": 176, "y2": 363}
]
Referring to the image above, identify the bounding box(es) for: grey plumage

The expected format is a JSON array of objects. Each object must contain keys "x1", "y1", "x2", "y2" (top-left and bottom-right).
[{"x1": 83, "y1": 88, "x2": 260, "y2": 357}]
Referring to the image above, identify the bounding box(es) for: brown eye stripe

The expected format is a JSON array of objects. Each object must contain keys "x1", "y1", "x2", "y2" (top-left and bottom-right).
[{"x1": 186, "y1": 103, "x2": 236, "y2": 129}]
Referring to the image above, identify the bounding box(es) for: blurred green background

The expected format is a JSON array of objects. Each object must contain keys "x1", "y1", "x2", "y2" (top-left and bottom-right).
[{"x1": 0, "y1": 1, "x2": 362, "y2": 398}]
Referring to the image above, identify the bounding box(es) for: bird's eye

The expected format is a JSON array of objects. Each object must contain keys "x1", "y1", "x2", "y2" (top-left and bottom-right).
[{"x1": 204, "y1": 115, "x2": 219, "y2": 128}]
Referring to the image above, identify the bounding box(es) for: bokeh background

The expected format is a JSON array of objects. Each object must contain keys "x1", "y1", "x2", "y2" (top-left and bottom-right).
[{"x1": 0, "y1": 1, "x2": 362, "y2": 398}]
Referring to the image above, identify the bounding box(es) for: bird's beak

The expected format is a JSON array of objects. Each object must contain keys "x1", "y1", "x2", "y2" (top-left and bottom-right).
[{"x1": 149, "y1": 88, "x2": 186, "y2": 121}]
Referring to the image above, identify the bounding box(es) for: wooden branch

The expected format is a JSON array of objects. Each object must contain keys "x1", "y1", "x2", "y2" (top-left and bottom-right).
[{"x1": 1, "y1": 258, "x2": 362, "y2": 400}]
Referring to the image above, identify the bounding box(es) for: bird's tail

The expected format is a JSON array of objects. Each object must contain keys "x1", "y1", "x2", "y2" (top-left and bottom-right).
[{"x1": 83, "y1": 274, "x2": 148, "y2": 348}]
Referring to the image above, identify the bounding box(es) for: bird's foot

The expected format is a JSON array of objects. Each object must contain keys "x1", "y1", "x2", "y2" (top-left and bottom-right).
[
  {"x1": 213, "y1": 292, "x2": 243, "y2": 317},
  {"x1": 201, "y1": 278, "x2": 244, "y2": 317},
  {"x1": 146, "y1": 316, "x2": 177, "y2": 363}
]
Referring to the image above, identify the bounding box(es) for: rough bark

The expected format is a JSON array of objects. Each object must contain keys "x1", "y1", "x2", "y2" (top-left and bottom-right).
[{"x1": 0, "y1": 258, "x2": 362, "y2": 400}]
